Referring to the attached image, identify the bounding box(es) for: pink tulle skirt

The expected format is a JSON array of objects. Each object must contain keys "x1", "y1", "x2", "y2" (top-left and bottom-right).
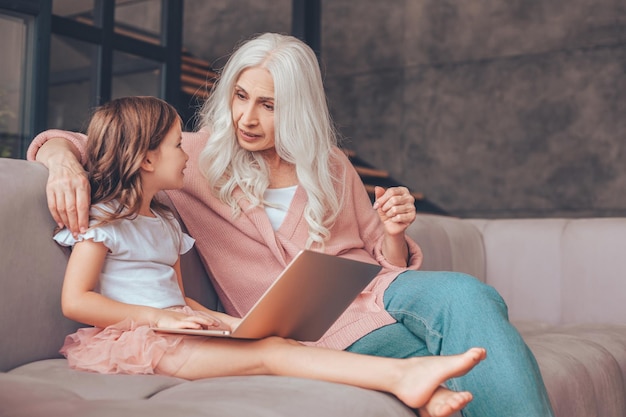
[{"x1": 60, "y1": 306, "x2": 211, "y2": 376}]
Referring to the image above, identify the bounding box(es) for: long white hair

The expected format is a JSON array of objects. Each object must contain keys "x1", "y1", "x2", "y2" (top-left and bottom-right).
[{"x1": 197, "y1": 33, "x2": 344, "y2": 248}]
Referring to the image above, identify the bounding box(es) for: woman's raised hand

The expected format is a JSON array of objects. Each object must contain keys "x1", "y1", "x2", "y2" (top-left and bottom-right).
[{"x1": 373, "y1": 186, "x2": 416, "y2": 236}]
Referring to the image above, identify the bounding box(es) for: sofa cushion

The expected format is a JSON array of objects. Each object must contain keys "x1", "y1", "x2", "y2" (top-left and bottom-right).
[
  {"x1": 152, "y1": 375, "x2": 416, "y2": 416},
  {"x1": 8, "y1": 359, "x2": 185, "y2": 400},
  {"x1": 0, "y1": 373, "x2": 198, "y2": 417},
  {"x1": 519, "y1": 323, "x2": 626, "y2": 417},
  {"x1": 5, "y1": 361, "x2": 416, "y2": 417}
]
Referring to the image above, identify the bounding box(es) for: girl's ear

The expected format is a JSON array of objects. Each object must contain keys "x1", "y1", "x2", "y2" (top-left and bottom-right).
[{"x1": 140, "y1": 155, "x2": 155, "y2": 172}]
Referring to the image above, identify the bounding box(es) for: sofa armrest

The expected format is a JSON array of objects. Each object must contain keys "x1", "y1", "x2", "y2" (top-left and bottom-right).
[{"x1": 0, "y1": 158, "x2": 82, "y2": 372}]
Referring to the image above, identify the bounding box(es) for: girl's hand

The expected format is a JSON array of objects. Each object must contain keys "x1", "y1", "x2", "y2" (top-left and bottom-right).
[
  {"x1": 373, "y1": 186, "x2": 416, "y2": 236},
  {"x1": 221, "y1": 316, "x2": 243, "y2": 331},
  {"x1": 154, "y1": 309, "x2": 223, "y2": 330}
]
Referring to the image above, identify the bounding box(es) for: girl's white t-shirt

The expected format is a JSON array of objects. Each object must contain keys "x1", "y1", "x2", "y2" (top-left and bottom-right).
[{"x1": 54, "y1": 204, "x2": 195, "y2": 309}]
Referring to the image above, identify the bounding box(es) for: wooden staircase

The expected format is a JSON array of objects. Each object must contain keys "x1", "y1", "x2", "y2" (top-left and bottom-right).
[
  {"x1": 342, "y1": 149, "x2": 447, "y2": 215},
  {"x1": 179, "y1": 54, "x2": 447, "y2": 215},
  {"x1": 180, "y1": 52, "x2": 218, "y2": 99}
]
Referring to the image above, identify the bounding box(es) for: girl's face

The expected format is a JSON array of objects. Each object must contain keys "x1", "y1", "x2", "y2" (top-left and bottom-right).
[
  {"x1": 231, "y1": 67, "x2": 276, "y2": 157},
  {"x1": 146, "y1": 121, "x2": 188, "y2": 190}
]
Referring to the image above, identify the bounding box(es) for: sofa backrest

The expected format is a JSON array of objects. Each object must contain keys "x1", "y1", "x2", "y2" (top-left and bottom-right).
[
  {"x1": 409, "y1": 214, "x2": 626, "y2": 326},
  {"x1": 0, "y1": 158, "x2": 217, "y2": 372},
  {"x1": 406, "y1": 214, "x2": 486, "y2": 282},
  {"x1": 469, "y1": 218, "x2": 626, "y2": 326}
]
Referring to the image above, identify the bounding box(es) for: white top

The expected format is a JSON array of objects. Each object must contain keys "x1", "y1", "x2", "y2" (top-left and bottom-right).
[
  {"x1": 263, "y1": 185, "x2": 297, "y2": 230},
  {"x1": 54, "y1": 203, "x2": 195, "y2": 309}
]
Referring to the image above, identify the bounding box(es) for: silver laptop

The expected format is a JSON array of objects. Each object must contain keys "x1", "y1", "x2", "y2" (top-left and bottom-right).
[{"x1": 153, "y1": 250, "x2": 381, "y2": 342}]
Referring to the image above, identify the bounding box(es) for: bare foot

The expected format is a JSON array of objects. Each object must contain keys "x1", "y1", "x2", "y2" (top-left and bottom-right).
[
  {"x1": 393, "y1": 347, "x2": 486, "y2": 409},
  {"x1": 418, "y1": 386, "x2": 473, "y2": 417}
]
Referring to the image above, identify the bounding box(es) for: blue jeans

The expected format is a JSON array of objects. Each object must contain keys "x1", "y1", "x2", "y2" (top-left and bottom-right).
[{"x1": 346, "y1": 271, "x2": 554, "y2": 417}]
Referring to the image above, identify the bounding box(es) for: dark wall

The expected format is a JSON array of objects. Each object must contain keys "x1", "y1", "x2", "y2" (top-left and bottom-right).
[
  {"x1": 183, "y1": 0, "x2": 626, "y2": 219},
  {"x1": 322, "y1": 0, "x2": 626, "y2": 218},
  {"x1": 183, "y1": 0, "x2": 291, "y2": 70}
]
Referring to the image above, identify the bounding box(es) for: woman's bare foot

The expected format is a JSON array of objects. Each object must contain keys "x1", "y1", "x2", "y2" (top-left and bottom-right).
[
  {"x1": 418, "y1": 386, "x2": 473, "y2": 417},
  {"x1": 393, "y1": 347, "x2": 486, "y2": 409}
]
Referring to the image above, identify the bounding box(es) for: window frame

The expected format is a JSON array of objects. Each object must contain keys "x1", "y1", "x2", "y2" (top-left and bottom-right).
[{"x1": 0, "y1": 0, "x2": 182, "y2": 158}]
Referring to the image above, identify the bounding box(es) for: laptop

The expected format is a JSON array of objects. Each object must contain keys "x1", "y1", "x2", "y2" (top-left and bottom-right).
[{"x1": 153, "y1": 250, "x2": 381, "y2": 342}]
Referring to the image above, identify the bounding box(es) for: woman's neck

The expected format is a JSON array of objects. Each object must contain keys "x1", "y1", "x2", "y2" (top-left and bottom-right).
[
  {"x1": 268, "y1": 162, "x2": 297, "y2": 188},
  {"x1": 260, "y1": 150, "x2": 298, "y2": 188}
]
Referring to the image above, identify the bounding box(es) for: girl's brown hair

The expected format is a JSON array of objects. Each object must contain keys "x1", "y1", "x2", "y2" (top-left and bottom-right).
[{"x1": 86, "y1": 96, "x2": 180, "y2": 225}]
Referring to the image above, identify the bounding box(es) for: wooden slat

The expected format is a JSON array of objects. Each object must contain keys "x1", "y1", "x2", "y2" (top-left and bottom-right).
[
  {"x1": 182, "y1": 54, "x2": 215, "y2": 69},
  {"x1": 364, "y1": 184, "x2": 424, "y2": 201},
  {"x1": 354, "y1": 165, "x2": 389, "y2": 179},
  {"x1": 181, "y1": 73, "x2": 215, "y2": 87},
  {"x1": 182, "y1": 63, "x2": 217, "y2": 78},
  {"x1": 181, "y1": 85, "x2": 210, "y2": 98}
]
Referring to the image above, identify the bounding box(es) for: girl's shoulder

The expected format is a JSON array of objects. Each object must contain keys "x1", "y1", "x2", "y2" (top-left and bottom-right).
[{"x1": 90, "y1": 201, "x2": 118, "y2": 217}]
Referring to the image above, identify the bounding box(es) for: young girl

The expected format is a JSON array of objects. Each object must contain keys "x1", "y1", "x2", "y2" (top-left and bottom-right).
[{"x1": 54, "y1": 96, "x2": 486, "y2": 417}]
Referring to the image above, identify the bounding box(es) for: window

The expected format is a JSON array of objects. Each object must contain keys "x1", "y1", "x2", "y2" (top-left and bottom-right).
[
  {"x1": 112, "y1": 51, "x2": 162, "y2": 99},
  {"x1": 52, "y1": 0, "x2": 96, "y2": 25},
  {"x1": 0, "y1": 12, "x2": 31, "y2": 158},
  {"x1": 0, "y1": 0, "x2": 181, "y2": 158},
  {"x1": 49, "y1": 0, "x2": 182, "y2": 132},
  {"x1": 48, "y1": 34, "x2": 97, "y2": 130}
]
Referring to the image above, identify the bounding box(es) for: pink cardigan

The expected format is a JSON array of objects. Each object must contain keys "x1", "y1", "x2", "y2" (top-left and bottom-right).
[{"x1": 29, "y1": 129, "x2": 423, "y2": 350}]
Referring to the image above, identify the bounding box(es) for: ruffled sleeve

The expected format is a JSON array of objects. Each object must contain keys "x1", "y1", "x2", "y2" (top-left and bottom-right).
[
  {"x1": 162, "y1": 212, "x2": 195, "y2": 255},
  {"x1": 53, "y1": 225, "x2": 116, "y2": 252},
  {"x1": 180, "y1": 232, "x2": 195, "y2": 255}
]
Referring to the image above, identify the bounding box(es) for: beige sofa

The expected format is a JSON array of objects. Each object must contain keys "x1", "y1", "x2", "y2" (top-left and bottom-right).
[{"x1": 1, "y1": 156, "x2": 625, "y2": 417}]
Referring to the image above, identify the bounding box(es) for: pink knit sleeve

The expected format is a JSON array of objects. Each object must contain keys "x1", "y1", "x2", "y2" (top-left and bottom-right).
[
  {"x1": 372, "y1": 229, "x2": 423, "y2": 271},
  {"x1": 26, "y1": 129, "x2": 89, "y2": 165},
  {"x1": 339, "y1": 149, "x2": 423, "y2": 271}
]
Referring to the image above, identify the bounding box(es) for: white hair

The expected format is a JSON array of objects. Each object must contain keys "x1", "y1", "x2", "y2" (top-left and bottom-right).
[{"x1": 197, "y1": 33, "x2": 344, "y2": 248}]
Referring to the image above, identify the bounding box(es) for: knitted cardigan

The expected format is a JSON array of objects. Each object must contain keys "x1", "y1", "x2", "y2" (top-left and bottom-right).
[{"x1": 28, "y1": 129, "x2": 423, "y2": 350}]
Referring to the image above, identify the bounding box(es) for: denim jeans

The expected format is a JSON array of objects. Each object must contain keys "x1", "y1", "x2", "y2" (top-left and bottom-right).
[{"x1": 346, "y1": 271, "x2": 555, "y2": 417}]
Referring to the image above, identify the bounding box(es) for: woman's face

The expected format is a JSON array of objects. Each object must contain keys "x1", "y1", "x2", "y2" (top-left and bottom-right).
[{"x1": 231, "y1": 67, "x2": 276, "y2": 156}]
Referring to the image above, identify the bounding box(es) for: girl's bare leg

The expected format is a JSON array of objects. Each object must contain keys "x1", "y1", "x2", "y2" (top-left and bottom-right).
[{"x1": 170, "y1": 337, "x2": 486, "y2": 411}]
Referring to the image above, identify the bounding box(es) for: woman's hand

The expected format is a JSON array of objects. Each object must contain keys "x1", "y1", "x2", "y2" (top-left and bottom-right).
[
  {"x1": 37, "y1": 137, "x2": 91, "y2": 236},
  {"x1": 47, "y1": 158, "x2": 91, "y2": 236},
  {"x1": 219, "y1": 315, "x2": 243, "y2": 331},
  {"x1": 373, "y1": 186, "x2": 416, "y2": 267},
  {"x1": 373, "y1": 186, "x2": 416, "y2": 236}
]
